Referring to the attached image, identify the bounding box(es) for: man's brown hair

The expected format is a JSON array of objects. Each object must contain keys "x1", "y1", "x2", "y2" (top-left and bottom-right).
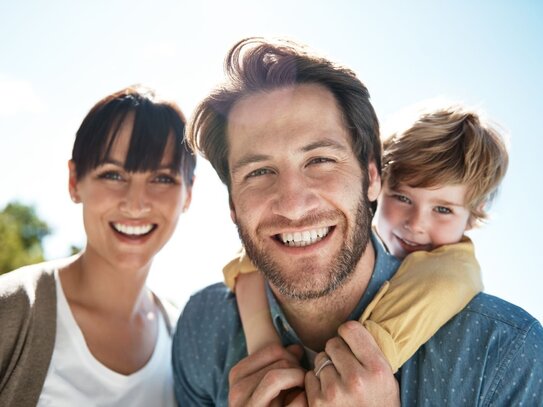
[{"x1": 186, "y1": 37, "x2": 381, "y2": 192}]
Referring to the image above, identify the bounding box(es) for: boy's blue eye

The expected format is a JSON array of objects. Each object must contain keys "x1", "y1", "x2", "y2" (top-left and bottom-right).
[
  {"x1": 394, "y1": 194, "x2": 411, "y2": 204},
  {"x1": 435, "y1": 206, "x2": 452, "y2": 214}
]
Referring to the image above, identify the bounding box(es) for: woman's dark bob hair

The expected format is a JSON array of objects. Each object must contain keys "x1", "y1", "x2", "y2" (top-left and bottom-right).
[{"x1": 71, "y1": 86, "x2": 196, "y2": 187}]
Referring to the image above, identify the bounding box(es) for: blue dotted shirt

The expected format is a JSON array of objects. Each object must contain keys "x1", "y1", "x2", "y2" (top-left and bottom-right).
[{"x1": 172, "y1": 233, "x2": 543, "y2": 406}]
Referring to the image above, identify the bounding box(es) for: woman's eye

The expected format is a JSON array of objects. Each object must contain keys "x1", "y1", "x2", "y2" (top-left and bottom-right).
[
  {"x1": 154, "y1": 174, "x2": 177, "y2": 184},
  {"x1": 435, "y1": 206, "x2": 452, "y2": 214},
  {"x1": 393, "y1": 194, "x2": 411, "y2": 204},
  {"x1": 99, "y1": 171, "x2": 123, "y2": 181}
]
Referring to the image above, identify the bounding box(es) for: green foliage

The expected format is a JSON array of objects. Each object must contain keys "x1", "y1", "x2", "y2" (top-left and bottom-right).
[{"x1": 0, "y1": 202, "x2": 51, "y2": 275}]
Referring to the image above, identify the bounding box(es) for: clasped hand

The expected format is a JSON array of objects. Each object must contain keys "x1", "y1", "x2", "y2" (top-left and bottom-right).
[{"x1": 228, "y1": 321, "x2": 400, "y2": 406}]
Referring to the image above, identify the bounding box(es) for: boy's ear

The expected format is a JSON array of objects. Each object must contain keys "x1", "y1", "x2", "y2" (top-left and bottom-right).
[
  {"x1": 366, "y1": 161, "x2": 381, "y2": 202},
  {"x1": 466, "y1": 201, "x2": 487, "y2": 230},
  {"x1": 68, "y1": 160, "x2": 81, "y2": 203}
]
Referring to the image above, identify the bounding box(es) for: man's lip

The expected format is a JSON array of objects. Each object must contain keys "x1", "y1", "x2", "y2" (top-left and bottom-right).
[{"x1": 271, "y1": 225, "x2": 336, "y2": 249}]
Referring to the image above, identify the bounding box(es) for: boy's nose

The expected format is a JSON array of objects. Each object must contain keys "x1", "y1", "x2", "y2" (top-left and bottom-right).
[{"x1": 404, "y1": 209, "x2": 426, "y2": 233}]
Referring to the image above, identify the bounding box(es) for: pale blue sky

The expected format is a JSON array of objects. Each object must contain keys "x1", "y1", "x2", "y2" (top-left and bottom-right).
[{"x1": 1, "y1": 0, "x2": 541, "y2": 322}]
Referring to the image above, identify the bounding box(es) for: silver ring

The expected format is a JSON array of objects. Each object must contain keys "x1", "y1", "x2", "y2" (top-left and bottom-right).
[{"x1": 314, "y1": 357, "x2": 334, "y2": 378}]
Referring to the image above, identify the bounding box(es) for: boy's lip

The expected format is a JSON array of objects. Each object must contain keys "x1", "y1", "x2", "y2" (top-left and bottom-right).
[{"x1": 394, "y1": 234, "x2": 432, "y2": 253}]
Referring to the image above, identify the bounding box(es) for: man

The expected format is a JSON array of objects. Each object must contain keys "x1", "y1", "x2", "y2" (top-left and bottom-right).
[{"x1": 173, "y1": 37, "x2": 543, "y2": 406}]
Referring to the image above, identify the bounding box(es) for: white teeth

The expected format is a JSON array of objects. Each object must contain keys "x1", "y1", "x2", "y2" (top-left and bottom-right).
[
  {"x1": 280, "y1": 227, "x2": 330, "y2": 247},
  {"x1": 113, "y1": 223, "x2": 154, "y2": 236}
]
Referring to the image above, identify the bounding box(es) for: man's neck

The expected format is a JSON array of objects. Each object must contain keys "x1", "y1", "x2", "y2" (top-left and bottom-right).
[{"x1": 274, "y1": 242, "x2": 376, "y2": 351}]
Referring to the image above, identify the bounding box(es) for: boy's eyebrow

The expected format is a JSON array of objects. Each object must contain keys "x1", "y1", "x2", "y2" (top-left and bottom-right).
[
  {"x1": 231, "y1": 137, "x2": 349, "y2": 175},
  {"x1": 434, "y1": 199, "x2": 465, "y2": 207}
]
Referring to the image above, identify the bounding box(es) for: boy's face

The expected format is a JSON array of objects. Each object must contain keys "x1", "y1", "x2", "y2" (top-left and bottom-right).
[{"x1": 376, "y1": 182, "x2": 472, "y2": 259}]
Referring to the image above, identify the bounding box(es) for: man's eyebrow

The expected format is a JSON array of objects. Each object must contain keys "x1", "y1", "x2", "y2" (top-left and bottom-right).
[
  {"x1": 301, "y1": 138, "x2": 349, "y2": 153},
  {"x1": 231, "y1": 154, "x2": 272, "y2": 175}
]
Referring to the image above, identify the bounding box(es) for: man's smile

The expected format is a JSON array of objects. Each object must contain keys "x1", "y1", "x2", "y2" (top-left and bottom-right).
[{"x1": 276, "y1": 226, "x2": 331, "y2": 247}]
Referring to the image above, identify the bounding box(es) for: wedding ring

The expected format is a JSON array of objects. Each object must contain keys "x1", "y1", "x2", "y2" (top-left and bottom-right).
[{"x1": 314, "y1": 356, "x2": 334, "y2": 378}]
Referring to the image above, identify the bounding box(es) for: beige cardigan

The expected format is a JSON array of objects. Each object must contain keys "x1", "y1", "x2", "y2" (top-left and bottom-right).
[{"x1": 0, "y1": 261, "x2": 177, "y2": 407}]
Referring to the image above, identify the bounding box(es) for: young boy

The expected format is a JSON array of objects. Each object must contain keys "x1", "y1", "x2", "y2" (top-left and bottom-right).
[{"x1": 223, "y1": 103, "x2": 509, "y2": 373}]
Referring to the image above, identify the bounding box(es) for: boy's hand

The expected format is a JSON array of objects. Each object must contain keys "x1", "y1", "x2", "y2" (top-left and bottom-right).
[
  {"x1": 305, "y1": 321, "x2": 400, "y2": 406},
  {"x1": 228, "y1": 343, "x2": 307, "y2": 407}
]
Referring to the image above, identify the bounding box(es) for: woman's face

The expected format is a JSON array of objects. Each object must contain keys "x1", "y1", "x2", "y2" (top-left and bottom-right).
[{"x1": 69, "y1": 115, "x2": 191, "y2": 272}]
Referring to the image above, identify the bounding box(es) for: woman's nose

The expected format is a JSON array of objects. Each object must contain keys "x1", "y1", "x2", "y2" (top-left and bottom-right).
[{"x1": 119, "y1": 181, "x2": 151, "y2": 217}]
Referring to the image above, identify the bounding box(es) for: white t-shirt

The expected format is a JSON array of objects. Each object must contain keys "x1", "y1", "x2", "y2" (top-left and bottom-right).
[{"x1": 38, "y1": 270, "x2": 176, "y2": 407}]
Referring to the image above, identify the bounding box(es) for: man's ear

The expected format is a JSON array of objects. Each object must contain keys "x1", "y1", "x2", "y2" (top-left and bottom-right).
[
  {"x1": 68, "y1": 160, "x2": 81, "y2": 203},
  {"x1": 229, "y1": 195, "x2": 237, "y2": 224},
  {"x1": 366, "y1": 161, "x2": 381, "y2": 202}
]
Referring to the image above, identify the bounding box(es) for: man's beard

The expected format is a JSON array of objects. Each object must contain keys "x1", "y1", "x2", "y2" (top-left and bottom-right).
[{"x1": 236, "y1": 193, "x2": 373, "y2": 301}]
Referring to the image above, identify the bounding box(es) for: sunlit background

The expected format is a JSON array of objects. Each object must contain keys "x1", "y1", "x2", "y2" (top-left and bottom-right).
[{"x1": 1, "y1": 1, "x2": 542, "y2": 323}]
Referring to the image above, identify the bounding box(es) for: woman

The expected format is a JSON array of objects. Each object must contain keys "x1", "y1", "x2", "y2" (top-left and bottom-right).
[{"x1": 0, "y1": 86, "x2": 196, "y2": 406}]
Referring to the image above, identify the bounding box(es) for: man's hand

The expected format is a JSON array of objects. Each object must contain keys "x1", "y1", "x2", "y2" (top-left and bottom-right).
[
  {"x1": 305, "y1": 321, "x2": 400, "y2": 406},
  {"x1": 228, "y1": 343, "x2": 308, "y2": 407}
]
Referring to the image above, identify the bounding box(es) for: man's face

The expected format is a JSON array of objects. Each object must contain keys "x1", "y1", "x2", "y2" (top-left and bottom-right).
[{"x1": 227, "y1": 84, "x2": 380, "y2": 300}]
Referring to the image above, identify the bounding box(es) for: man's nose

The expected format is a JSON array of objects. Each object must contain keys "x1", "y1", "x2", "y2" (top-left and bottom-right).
[
  {"x1": 271, "y1": 172, "x2": 319, "y2": 221},
  {"x1": 119, "y1": 181, "x2": 151, "y2": 217}
]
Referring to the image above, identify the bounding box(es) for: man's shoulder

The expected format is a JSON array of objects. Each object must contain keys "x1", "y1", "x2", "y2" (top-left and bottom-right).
[
  {"x1": 172, "y1": 283, "x2": 245, "y2": 405},
  {"x1": 401, "y1": 293, "x2": 543, "y2": 404},
  {"x1": 460, "y1": 292, "x2": 541, "y2": 334},
  {"x1": 174, "y1": 281, "x2": 244, "y2": 348},
  {"x1": 182, "y1": 282, "x2": 238, "y2": 318}
]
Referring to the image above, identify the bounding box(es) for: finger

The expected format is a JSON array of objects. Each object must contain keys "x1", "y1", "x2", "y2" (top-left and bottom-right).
[
  {"x1": 285, "y1": 389, "x2": 308, "y2": 407},
  {"x1": 304, "y1": 370, "x2": 322, "y2": 404},
  {"x1": 229, "y1": 343, "x2": 302, "y2": 385},
  {"x1": 251, "y1": 367, "x2": 306, "y2": 406},
  {"x1": 313, "y1": 352, "x2": 338, "y2": 382},
  {"x1": 338, "y1": 320, "x2": 391, "y2": 372},
  {"x1": 323, "y1": 335, "x2": 361, "y2": 378}
]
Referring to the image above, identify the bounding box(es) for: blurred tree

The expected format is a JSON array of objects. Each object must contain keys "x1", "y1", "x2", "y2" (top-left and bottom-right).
[{"x1": 0, "y1": 202, "x2": 51, "y2": 275}]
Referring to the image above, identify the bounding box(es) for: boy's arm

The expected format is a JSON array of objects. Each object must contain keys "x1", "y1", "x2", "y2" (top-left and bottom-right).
[
  {"x1": 223, "y1": 250, "x2": 281, "y2": 354},
  {"x1": 360, "y1": 238, "x2": 483, "y2": 373}
]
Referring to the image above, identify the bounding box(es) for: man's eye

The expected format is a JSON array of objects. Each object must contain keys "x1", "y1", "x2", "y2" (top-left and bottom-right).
[
  {"x1": 247, "y1": 168, "x2": 272, "y2": 178},
  {"x1": 308, "y1": 157, "x2": 334, "y2": 165},
  {"x1": 435, "y1": 206, "x2": 452, "y2": 214},
  {"x1": 99, "y1": 171, "x2": 123, "y2": 181},
  {"x1": 393, "y1": 194, "x2": 411, "y2": 204}
]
